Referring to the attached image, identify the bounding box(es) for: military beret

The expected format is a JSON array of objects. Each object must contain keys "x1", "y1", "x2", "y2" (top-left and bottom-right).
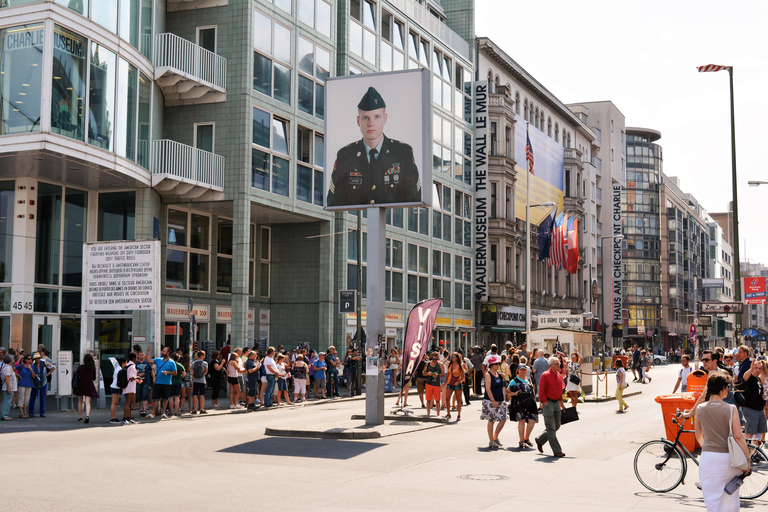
[{"x1": 358, "y1": 87, "x2": 386, "y2": 111}]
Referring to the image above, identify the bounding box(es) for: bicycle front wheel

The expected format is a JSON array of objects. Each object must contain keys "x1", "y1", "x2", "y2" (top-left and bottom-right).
[
  {"x1": 740, "y1": 446, "x2": 768, "y2": 499},
  {"x1": 634, "y1": 440, "x2": 686, "y2": 493}
]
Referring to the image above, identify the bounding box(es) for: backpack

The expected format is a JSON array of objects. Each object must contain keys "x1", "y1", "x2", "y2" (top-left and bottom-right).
[
  {"x1": 116, "y1": 367, "x2": 129, "y2": 389},
  {"x1": 193, "y1": 360, "x2": 205, "y2": 379}
]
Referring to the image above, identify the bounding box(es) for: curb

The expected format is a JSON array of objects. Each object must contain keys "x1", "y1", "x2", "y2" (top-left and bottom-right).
[
  {"x1": 350, "y1": 414, "x2": 448, "y2": 424},
  {"x1": 264, "y1": 426, "x2": 382, "y2": 439}
]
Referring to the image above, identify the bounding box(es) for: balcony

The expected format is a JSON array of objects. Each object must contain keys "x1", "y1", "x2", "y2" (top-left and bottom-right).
[
  {"x1": 154, "y1": 33, "x2": 226, "y2": 106},
  {"x1": 151, "y1": 140, "x2": 225, "y2": 200}
]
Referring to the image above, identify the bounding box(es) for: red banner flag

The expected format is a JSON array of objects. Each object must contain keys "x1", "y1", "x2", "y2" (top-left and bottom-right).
[
  {"x1": 400, "y1": 298, "x2": 443, "y2": 385},
  {"x1": 697, "y1": 64, "x2": 730, "y2": 72}
]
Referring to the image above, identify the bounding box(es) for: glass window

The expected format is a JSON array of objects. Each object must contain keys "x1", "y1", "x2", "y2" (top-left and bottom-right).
[
  {"x1": 120, "y1": 0, "x2": 141, "y2": 48},
  {"x1": 317, "y1": 1, "x2": 331, "y2": 37},
  {"x1": 196, "y1": 123, "x2": 214, "y2": 153},
  {"x1": 51, "y1": 26, "x2": 87, "y2": 141},
  {"x1": 166, "y1": 250, "x2": 186, "y2": 289},
  {"x1": 92, "y1": 0, "x2": 118, "y2": 33},
  {"x1": 55, "y1": 0, "x2": 88, "y2": 15},
  {"x1": 116, "y1": 59, "x2": 138, "y2": 161},
  {"x1": 0, "y1": 181, "x2": 13, "y2": 283},
  {"x1": 35, "y1": 184, "x2": 62, "y2": 286},
  {"x1": 135, "y1": 73, "x2": 151, "y2": 168},
  {"x1": 253, "y1": 11, "x2": 291, "y2": 105},
  {"x1": 62, "y1": 188, "x2": 87, "y2": 287},
  {"x1": 98, "y1": 191, "x2": 135, "y2": 241},
  {"x1": 197, "y1": 27, "x2": 216, "y2": 53},
  {"x1": 0, "y1": 24, "x2": 44, "y2": 135},
  {"x1": 253, "y1": 107, "x2": 270, "y2": 148},
  {"x1": 88, "y1": 44, "x2": 117, "y2": 150}
]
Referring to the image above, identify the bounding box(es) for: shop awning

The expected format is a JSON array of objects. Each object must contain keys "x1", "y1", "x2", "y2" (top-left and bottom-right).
[{"x1": 486, "y1": 326, "x2": 523, "y2": 333}]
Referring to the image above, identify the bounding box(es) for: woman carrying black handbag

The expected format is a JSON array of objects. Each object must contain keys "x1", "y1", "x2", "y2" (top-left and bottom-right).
[
  {"x1": 507, "y1": 365, "x2": 538, "y2": 449},
  {"x1": 565, "y1": 350, "x2": 582, "y2": 409}
]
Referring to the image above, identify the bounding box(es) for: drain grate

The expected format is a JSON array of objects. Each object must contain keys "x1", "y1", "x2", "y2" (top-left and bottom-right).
[{"x1": 458, "y1": 474, "x2": 509, "y2": 481}]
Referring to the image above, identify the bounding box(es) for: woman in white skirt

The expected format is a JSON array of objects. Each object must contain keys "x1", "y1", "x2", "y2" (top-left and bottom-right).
[
  {"x1": 565, "y1": 350, "x2": 582, "y2": 409},
  {"x1": 694, "y1": 372, "x2": 750, "y2": 512}
]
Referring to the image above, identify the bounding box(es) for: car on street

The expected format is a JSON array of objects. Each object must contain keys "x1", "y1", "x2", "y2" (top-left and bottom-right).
[{"x1": 653, "y1": 354, "x2": 667, "y2": 365}]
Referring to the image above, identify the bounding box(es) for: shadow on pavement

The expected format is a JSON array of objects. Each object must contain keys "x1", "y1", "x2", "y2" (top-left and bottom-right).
[{"x1": 218, "y1": 437, "x2": 385, "y2": 460}]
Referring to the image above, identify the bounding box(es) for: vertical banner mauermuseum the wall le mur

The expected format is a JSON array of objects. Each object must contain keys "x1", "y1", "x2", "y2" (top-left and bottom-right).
[{"x1": 473, "y1": 81, "x2": 488, "y2": 303}]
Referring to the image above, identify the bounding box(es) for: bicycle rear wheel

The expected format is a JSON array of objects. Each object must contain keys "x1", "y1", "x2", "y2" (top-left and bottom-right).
[
  {"x1": 634, "y1": 440, "x2": 686, "y2": 492},
  {"x1": 740, "y1": 446, "x2": 768, "y2": 499}
]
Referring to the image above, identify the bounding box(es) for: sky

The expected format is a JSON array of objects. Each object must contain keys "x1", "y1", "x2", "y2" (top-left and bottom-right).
[{"x1": 476, "y1": 0, "x2": 768, "y2": 266}]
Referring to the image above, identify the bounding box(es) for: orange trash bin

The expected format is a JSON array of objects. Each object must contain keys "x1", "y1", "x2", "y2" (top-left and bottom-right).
[
  {"x1": 686, "y1": 370, "x2": 708, "y2": 398},
  {"x1": 655, "y1": 394, "x2": 698, "y2": 452}
]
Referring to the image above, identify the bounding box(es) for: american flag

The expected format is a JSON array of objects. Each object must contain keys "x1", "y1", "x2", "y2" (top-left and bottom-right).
[
  {"x1": 697, "y1": 64, "x2": 730, "y2": 73},
  {"x1": 526, "y1": 128, "x2": 535, "y2": 175},
  {"x1": 554, "y1": 338, "x2": 565, "y2": 356},
  {"x1": 548, "y1": 212, "x2": 568, "y2": 270}
]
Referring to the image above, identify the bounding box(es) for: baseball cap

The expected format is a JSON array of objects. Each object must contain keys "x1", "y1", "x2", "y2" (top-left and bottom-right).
[
  {"x1": 487, "y1": 355, "x2": 501, "y2": 366},
  {"x1": 517, "y1": 365, "x2": 529, "y2": 372}
]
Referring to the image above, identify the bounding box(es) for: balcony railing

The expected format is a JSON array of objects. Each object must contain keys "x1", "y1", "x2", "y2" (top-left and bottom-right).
[
  {"x1": 154, "y1": 33, "x2": 226, "y2": 104},
  {"x1": 151, "y1": 139, "x2": 224, "y2": 191}
]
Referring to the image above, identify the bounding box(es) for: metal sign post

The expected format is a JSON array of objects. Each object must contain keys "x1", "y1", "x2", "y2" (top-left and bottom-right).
[{"x1": 57, "y1": 350, "x2": 73, "y2": 410}]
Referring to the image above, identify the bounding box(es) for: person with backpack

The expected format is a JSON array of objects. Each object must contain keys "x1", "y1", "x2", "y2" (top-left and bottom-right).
[
  {"x1": 121, "y1": 353, "x2": 139, "y2": 425},
  {"x1": 191, "y1": 350, "x2": 208, "y2": 415},
  {"x1": 110, "y1": 357, "x2": 127, "y2": 424}
]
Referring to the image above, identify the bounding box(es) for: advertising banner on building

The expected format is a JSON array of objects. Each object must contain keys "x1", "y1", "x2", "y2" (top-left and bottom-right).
[
  {"x1": 400, "y1": 298, "x2": 443, "y2": 386},
  {"x1": 514, "y1": 124, "x2": 564, "y2": 224},
  {"x1": 474, "y1": 81, "x2": 489, "y2": 302},
  {"x1": 323, "y1": 69, "x2": 431, "y2": 210},
  {"x1": 744, "y1": 276, "x2": 767, "y2": 305},
  {"x1": 83, "y1": 240, "x2": 160, "y2": 311}
]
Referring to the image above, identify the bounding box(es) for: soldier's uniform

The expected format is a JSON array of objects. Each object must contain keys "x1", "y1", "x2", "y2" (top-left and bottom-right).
[
  {"x1": 327, "y1": 136, "x2": 421, "y2": 207},
  {"x1": 326, "y1": 87, "x2": 421, "y2": 208}
]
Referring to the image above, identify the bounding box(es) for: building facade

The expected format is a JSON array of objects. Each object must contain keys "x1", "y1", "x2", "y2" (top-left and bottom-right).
[
  {"x1": 0, "y1": 0, "x2": 477, "y2": 392},
  {"x1": 475, "y1": 37, "x2": 591, "y2": 347}
]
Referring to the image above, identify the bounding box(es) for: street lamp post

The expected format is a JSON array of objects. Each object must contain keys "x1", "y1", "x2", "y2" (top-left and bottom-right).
[{"x1": 525, "y1": 201, "x2": 555, "y2": 344}]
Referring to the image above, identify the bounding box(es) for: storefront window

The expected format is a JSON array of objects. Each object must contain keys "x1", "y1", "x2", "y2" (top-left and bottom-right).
[
  {"x1": 0, "y1": 24, "x2": 44, "y2": 135},
  {"x1": 116, "y1": 58, "x2": 137, "y2": 161},
  {"x1": 51, "y1": 26, "x2": 87, "y2": 141},
  {"x1": 62, "y1": 188, "x2": 87, "y2": 287},
  {"x1": 88, "y1": 44, "x2": 116, "y2": 150},
  {"x1": 0, "y1": 181, "x2": 12, "y2": 283},
  {"x1": 35, "y1": 184, "x2": 63, "y2": 286},
  {"x1": 98, "y1": 191, "x2": 135, "y2": 241}
]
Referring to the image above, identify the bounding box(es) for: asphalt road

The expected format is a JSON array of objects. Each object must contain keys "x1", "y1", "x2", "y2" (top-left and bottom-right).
[{"x1": 3, "y1": 364, "x2": 763, "y2": 511}]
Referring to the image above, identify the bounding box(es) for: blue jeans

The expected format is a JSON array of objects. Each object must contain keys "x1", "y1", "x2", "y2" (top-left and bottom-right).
[
  {"x1": 2, "y1": 389, "x2": 12, "y2": 418},
  {"x1": 265, "y1": 375, "x2": 276, "y2": 406},
  {"x1": 29, "y1": 385, "x2": 47, "y2": 415},
  {"x1": 327, "y1": 372, "x2": 340, "y2": 397}
]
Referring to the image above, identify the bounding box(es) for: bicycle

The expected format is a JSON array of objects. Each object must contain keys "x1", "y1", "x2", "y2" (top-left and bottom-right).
[{"x1": 634, "y1": 408, "x2": 768, "y2": 499}]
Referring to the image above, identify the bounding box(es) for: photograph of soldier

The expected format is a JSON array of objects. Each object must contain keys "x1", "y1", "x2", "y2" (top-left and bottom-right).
[{"x1": 326, "y1": 86, "x2": 421, "y2": 207}]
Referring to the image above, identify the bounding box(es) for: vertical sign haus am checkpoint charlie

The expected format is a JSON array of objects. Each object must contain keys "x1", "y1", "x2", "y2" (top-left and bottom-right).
[{"x1": 612, "y1": 184, "x2": 623, "y2": 325}]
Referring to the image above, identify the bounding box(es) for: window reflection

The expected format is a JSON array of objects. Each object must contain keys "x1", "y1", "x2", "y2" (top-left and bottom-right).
[
  {"x1": 0, "y1": 24, "x2": 44, "y2": 134},
  {"x1": 88, "y1": 44, "x2": 116, "y2": 150},
  {"x1": 51, "y1": 26, "x2": 87, "y2": 141}
]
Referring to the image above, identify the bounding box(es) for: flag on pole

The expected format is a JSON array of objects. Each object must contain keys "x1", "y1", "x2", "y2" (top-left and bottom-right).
[
  {"x1": 697, "y1": 64, "x2": 731, "y2": 73},
  {"x1": 548, "y1": 212, "x2": 568, "y2": 270},
  {"x1": 526, "y1": 128, "x2": 535, "y2": 175},
  {"x1": 400, "y1": 298, "x2": 443, "y2": 386},
  {"x1": 554, "y1": 338, "x2": 564, "y2": 356},
  {"x1": 566, "y1": 216, "x2": 579, "y2": 275},
  {"x1": 538, "y1": 209, "x2": 556, "y2": 261}
]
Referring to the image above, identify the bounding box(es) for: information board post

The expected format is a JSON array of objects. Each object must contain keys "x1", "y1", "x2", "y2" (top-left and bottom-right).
[
  {"x1": 81, "y1": 240, "x2": 161, "y2": 400},
  {"x1": 57, "y1": 350, "x2": 73, "y2": 410}
]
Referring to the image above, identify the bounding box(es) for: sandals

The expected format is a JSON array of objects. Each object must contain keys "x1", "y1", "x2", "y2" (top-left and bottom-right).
[
  {"x1": 524, "y1": 439, "x2": 533, "y2": 447},
  {"x1": 519, "y1": 442, "x2": 527, "y2": 449}
]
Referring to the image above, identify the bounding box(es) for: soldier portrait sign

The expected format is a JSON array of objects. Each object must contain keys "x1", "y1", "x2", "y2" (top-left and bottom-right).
[{"x1": 324, "y1": 69, "x2": 431, "y2": 210}]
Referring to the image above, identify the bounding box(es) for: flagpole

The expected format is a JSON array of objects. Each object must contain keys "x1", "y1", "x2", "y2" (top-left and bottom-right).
[
  {"x1": 525, "y1": 126, "x2": 532, "y2": 346},
  {"x1": 728, "y1": 66, "x2": 742, "y2": 342}
]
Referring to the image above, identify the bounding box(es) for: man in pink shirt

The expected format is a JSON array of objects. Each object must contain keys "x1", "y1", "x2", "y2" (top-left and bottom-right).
[{"x1": 535, "y1": 357, "x2": 567, "y2": 457}]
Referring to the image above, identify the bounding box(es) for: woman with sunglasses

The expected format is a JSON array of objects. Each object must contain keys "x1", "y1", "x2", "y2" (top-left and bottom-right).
[
  {"x1": 481, "y1": 355, "x2": 508, "y2": 449},
  {"x1": 16, "y1": 355, "x2": 37, "y2": 419},
  {"x1": 444, "y1": 352, "x2": 466, "y2": 421}
]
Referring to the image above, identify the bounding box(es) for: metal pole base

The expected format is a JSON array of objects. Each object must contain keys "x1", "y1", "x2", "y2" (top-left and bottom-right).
[{"x1": 365, "y1": 372, "x2": 385, "y2": 425}]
